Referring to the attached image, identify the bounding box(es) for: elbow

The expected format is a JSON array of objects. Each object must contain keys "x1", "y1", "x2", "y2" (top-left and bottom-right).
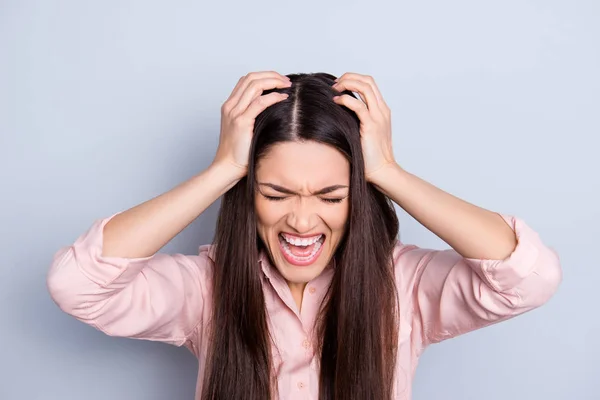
[
  {"x1": 46, "y1": 247, "x2": 78, "y2": 315},
  {"x1": 46, "y1": 246, "x2": 96, "y2": 317},
  {"x1": 520, "y1": 246, "x2": 562, "y2": 310},
  {"x1": 540, "y1": 247, "x2": 563, "y2": 301}
]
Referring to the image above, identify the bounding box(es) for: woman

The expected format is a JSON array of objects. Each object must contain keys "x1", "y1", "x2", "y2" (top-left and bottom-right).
[{"x1": 47, "y1": 71, "x2": 562, "y2": 400}]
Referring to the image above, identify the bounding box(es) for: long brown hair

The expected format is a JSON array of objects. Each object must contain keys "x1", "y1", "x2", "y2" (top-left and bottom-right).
[{"x1": 201, "y1": 73, "x2": 400, "y2": 399}]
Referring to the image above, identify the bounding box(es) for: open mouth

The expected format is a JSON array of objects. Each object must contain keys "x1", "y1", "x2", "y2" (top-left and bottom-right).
[{"x1": 278, "y1": 233, "x2": 326, "y2": 266}]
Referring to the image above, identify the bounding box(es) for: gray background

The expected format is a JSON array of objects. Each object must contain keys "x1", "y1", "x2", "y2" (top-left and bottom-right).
[{"x1": 1, "y1": 0, "x2": 598, "y2": 399}]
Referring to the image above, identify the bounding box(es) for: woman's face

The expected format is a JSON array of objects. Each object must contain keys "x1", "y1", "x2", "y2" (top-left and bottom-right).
[{"x1": 255, "y1": 140, "x2": 350, "y2": 289}]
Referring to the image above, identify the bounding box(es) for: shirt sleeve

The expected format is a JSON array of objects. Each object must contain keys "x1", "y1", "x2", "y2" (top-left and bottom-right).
[
  {"x1": 395, "y1": 213, "x2": 562, "y2": 349},
  {"x1": 46, "y1": 213, "x2": 213, "y2": 347}
]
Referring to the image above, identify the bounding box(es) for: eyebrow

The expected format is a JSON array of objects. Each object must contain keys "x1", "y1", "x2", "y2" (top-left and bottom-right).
[{"x1": 258, "y1": 183, "x2": 348, "y2": 196}]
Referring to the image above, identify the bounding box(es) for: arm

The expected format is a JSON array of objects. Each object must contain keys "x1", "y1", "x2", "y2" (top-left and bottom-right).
[
  {"x1": 370, "y1": 163, "x2": 517, "y2": 260},
  {"x1": 102, "y1": 163, "x2": 241, "y2": 258},
  {"x1": 331, "y1": 72, "x2": 516, "y2": 260},
  {"x1": 47, "y1": 71, "x2": 291, "y2": 345},
  {"x1": 102, "y1": 70, "x2": 292, "y2": 259},
  {"x1": 374, "y1": 164, "x2": 562, "y2": 347},
  {"x1": 330, "y1": 73, "x2": 561, "y2": 348},
  {"x1": 47, "y1": 163, "x2": 239, "y2": 345}
]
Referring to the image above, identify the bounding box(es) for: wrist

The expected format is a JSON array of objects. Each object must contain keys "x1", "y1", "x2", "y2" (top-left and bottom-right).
[
  {"x1": 205, "y1": 161, "x2": 246, "y2": 191},
  {"x1": 366, "y1": 162, "x2": 404, "y2": 186}
]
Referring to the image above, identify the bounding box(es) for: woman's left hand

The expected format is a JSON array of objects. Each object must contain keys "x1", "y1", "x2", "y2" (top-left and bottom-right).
[{"x1": 332, "y1": 73, "x2": 396, "y2": 182}]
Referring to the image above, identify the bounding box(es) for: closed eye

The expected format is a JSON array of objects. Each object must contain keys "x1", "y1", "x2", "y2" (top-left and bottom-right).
[
  {"x1": 262, "y1": 194, "x2": 288, "y2": 201},
  {"x1": 321, "y1": 198, "x2": 344, "y2": 204},
  {"x1": 261, "y1": 194, "x2": 346, "y2": 203}
]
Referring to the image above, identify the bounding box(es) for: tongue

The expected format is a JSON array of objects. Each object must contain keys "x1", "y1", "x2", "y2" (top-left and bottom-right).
[{"x1": 289, "y1": 242, "x2": 316, "y2": 257}]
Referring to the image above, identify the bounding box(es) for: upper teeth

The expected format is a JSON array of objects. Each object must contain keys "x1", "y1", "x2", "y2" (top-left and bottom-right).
[{"x1": 282, "y1": 234, "x2": 323, "y2": 246}]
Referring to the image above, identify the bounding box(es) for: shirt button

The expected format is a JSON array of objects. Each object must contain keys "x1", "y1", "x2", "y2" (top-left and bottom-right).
[
  {"x1": 298, "y1": 381, "x2": 305, "y2": 389},
  {"x1": 302, "y1": 339, "x2": 310, "y2": 349},
  {"x1": 308, "y1": 287, "x2": 316, "y2": 294}
]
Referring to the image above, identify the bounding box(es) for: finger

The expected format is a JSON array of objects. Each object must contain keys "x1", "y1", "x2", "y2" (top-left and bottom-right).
[
  {"x1": 337, "y1": 73, "x2": 386, "y2": 107},
  {"x1": 228, "y1": 71, "x2": 290, "y2": 106},
  {"x1": 333, "y1": 79, "x2": 379, "y2": 112},
  {"x1": 243, "y1": 92, "x2": 289, "y2": 119},
  {"x1": 333, "y1": 94, "x2": 372, "y2": 124},
  {"x1": 231, "y1": 77, "x2": 292, "y2": 116},
  {"x1": 229, "y1": 72, "x2": 289, "y2": 105}
]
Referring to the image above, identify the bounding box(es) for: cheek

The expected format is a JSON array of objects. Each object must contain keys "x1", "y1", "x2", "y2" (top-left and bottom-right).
[
  {"x1": 322, "y1": 203, "x2": 349, "y2": 233},
  {"x1": 255, "y1": 196, "x2": 285, "y2": 227}
]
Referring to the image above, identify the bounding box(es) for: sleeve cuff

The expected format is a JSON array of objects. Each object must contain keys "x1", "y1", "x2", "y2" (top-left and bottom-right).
[
  {"x1": 464, "y1": 213, "x2": 542, "y2": 293},
  {"x1": 72, "y1": 212, "x2": 154, "y2": 288}
]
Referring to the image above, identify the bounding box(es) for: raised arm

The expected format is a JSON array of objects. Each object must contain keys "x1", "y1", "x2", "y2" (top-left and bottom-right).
[
  {"x1": 46, "y1": 164, "x2": 241, "y2": 345},
  {"x1": 374, "y1": 164, "x2": 561, "y2": 345},
  {"x1": 47, "y1": 71, "x2": 292, "y2": 345}
]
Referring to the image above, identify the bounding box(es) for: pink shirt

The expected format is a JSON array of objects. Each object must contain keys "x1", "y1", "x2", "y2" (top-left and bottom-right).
[{"x1": 47, "y1": 212, "x2": 561, "y2": 399}]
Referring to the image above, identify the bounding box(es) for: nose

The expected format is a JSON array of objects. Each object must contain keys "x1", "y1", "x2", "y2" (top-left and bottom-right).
[{"x1": 286, "y1": 197, "x2": 318, "y2": 233}]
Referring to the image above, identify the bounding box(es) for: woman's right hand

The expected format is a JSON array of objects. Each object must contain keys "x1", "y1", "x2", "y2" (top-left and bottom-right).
[{"x1": 212, "y1": 71, "x2": 292, "y2": 178}]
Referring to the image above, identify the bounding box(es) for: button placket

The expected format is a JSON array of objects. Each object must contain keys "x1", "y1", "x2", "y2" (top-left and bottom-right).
[{"x1": 310, "y1": 356, "x2": 318, "y2": 371}]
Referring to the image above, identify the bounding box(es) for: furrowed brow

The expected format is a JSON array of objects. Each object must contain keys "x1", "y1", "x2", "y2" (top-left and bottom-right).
[
  {"x1": 258, "y1": 183, "x2": 297, "y2": 195},
  {"x1": 258, "y1": 183, "x2": 348, "y2": 196},
  {"x1": 312, "y1": 185, "x2": 348, "y2": 195}
]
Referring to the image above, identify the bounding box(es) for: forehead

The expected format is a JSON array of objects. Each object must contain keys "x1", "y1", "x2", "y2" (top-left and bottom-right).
[{"x1": 256, "y1": 141, "x2": 350, "y2": 187}]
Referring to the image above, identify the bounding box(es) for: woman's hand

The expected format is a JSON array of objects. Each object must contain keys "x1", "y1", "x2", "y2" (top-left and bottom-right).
[
  {"x1": 332, "y1": 73, "x2": 396, "y2": 181},
  {"x1": 212, "y1": 71, "x2": 292, "y2": 178}
]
